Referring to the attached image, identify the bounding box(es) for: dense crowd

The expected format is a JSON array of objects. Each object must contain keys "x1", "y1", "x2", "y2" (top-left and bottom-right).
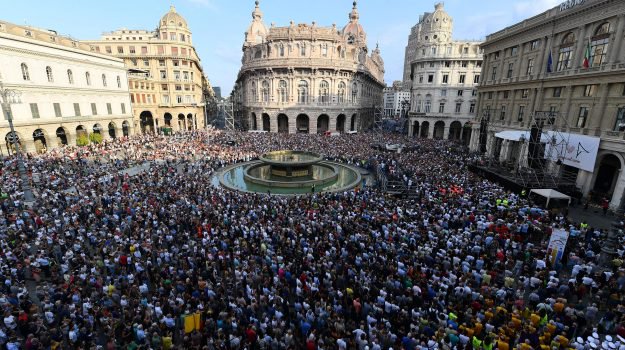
[{"x1": 0, "y1": 130, "x2": 623, "y2": 350}]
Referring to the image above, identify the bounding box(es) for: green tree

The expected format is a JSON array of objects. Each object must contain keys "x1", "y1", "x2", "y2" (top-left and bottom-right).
[
  {"x1": 76, "y1": 134, "x2": 89, "y2": 146},
  {"x1": 89, "y1": 132, "x2": 103, "y2": 144}
]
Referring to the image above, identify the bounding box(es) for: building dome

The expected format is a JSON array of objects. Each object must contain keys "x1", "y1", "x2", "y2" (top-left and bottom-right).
[
  {"x1": 245, "y1": 1, "x2": 268, "y2": 45},
  {"x1": 160, "y1": 5, "x2": 188, "y2": 28},
  {"x1": 421, "y1": 3, "x2": 452, "y2": 39},
  {"x1": 342, "y1": 1, "x2": 366, "y2": 44}
]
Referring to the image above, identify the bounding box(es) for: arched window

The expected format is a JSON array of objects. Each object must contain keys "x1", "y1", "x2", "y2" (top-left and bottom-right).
[
  {"x1": 67, "y1": 69, "x2": 74, "y2": 84},
  {"x1": 557, "y1": 32, "x2": 575, "y2": 71},
  {"x1": 298, "y1": 80, "x2": 308, "y2": 104},
  {"x1": 425, "y1": 95, "x2": 432, "y2": 113},
  {"x1": 278, "y1": 80, "x2": 288, "y2": 103},
  {"x1": 102, "y1": 74, "x2": 107, "y2": 87},
  {"x1": 46, "y1": 66, "x2": 53, "y2": 82},
  {"x1": 261, "y1": 80, "x2": 270, "y2": 102},
  {"x1": 250, "y1": 81, "x2": 257, "y2": 102},
  {"x1": 590, "y1": 22, "x2": 611, "y2": 67},
  {"x1": 86, "y1": 72, "x2": 91, "y2": 86},
  {"x1": 351, "y1": 83, "x2": 358, "y2": 103},
  {"x1": 337, "y1": 82, "x2": 346, "y2": 103},
  {"x1": 117, "y1": 76, "x2": 121, "y2": 88},
  {"x1": 279, "y1": 44, "x2": 285, "y2": 57},
  {"x1": 319, "y1": 80, "x2": 329, "y2": 104},
  {"x1": 21, "y1": 63, "x2": 30, "y2": 81},
  {"x1": 416, "y1": 95, "x2": 423, "y2": 112}
]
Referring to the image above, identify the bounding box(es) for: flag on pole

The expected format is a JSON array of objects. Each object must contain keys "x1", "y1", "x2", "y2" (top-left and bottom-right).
[
  {"x1": 547, "y1": 49, "x2": 553, "y2": 73},
  {"x1": 583, "y1": 39, "x2": 592, "y2": 69}
]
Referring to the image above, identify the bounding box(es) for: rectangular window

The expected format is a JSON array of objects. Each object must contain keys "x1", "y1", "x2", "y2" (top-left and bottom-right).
[
  {"x1": 107, "y1": 103, "x2": 112, "y2": 115},
  {"x1": 174, "y1": 71, "x2": 181, "y2": 81},
  {"x1": 441, "y1": 89, "x2": 447, "y2": 97},
  {"x1": 157, "y1": 45, "x2": 165, "y2": 55},
  {"x1": 147, "y1": 95, "x2": 152, "y2": 104},
  {"x1": 455, "y1": 103, "x2": 462, "y2": 113},
  {"x1": 439, "y1": 103, "x2": 445, "y2": 113},
  {"x1": 615, "y1": 107, "x2": 625, "y2": 131},
  {"x1": 462, "y1": 61, "x2": 468, "y2": 68},
  {"x1": 463, "y1": 47, "x2": 469, "y2": 54},
  {"x1": 469, "y1": 103, "x2": 476, "y2": 114},
  {"x1": 442, "y1": 74, "x2": 449, "y2": 84},
  {"x1": 173, "y1": 60, "x2": 179, "y2": 67},
  {"x1": 487, "y1": 92, "x2": 493, "y2": 99},
  {"x1": 577, "y1": 107, "x2": 589, "y2": 128},
  {"x1": 175, "y1": 85, "x2": 182, "y2": 91},
  {"x1": 428, "y1": 74, "x2": 434, "y2": 83},
  {"x1": 176, "y1": 95, "x2": 183, "y2": 103},
  {"x1": 129, "y1": 46, "x2": 136, "y2": 54},
  {"x1": 185, "y1": 95, "x2": 192, "y2": 103},
  {"x1": 431, "y1": 47, "x2": 437, "y2": 55},
  {"x1": 503, "y1": 90, "x2": 509, "y2": 99},
  {"x1": 457, "y1": 90, "x2": 463, "y2": 97},
  {"x1": 526, "y1": 58, "x2": 534, "y2": 75},
  {"x1": 159, "y1": 60, "x2": 165, "y2": 67},
  {"x1": 180, "y1": 34, "x2": 185, "y2": 42},
  {"x1": 584, "y1": 85, "x2": 597, "y2": 97},
  {"x1": 446, "y1": 46, "x2": 452, "y2": 54},
  {"x1": 53, "y1": 103, "x2": 62, "y2": 118},
  {"x1": 491, "y1": 67, "x2": 497, "y2": 81},
  {"x1": 511, "y1": 46, "x2": 518, "y2": 55},
  {"x1": 74, "y1": 103, "x2": 81, "y2": 116},
  {"x1": 91, "y1": 103, "x2": 97, "y2": 115},
  {"x1": 553, "y1": 87, "x2": 562, "y2": 98},
  {"x1": 473, "y1": 75, "x2": 480, "y2": 84},
  {"x1": 522, "y1": 89, "x2": 529, "y2": 98},
  {"x1": 170, "y1": 33, "x2": 176, "y2": 40},
  {"x1": 181, "y1": 48, "x2": 187, "y2": 57},
  {"x1": 121, "y1": 103, "x2": 126, "y2": 114},
  {"x1": 160, "y1": 70, "x2": 167, "y2": 79},
  {"x1": 141, "y1": 46, "x2": 148, "y2": 54},
  {"x1": 530, "y1": 39, "x2": 540, "y2": 50},
  {"x1": 117, "y1": 46, "x2": 124, "y2": 54},
  {"x1": 171, "y1": 47, "x2": 179, "y2": 56},
  {"x1": 507, "y1": 63, "x2": 513, "y2": 78},
  {"x1": 500, "y1": 105, "x2": 507, "y2": 120},
  {"x1": 472, "y1": 90, "x2": 477, "y2": 97},
  {"x1": 429, "y1": 62, "x2": 435, "y2": 68},
  {"x1": 517, "y1": 105, "x2": 525, "y2": 121},
  {"x1": 105, "y1": 46, "x2": 112, "y2": 54},
  {"x1": 30, "y1": 103, "x2": 40, "y2": 119},
  {"x1": 444, "y1": 61, "x2": 451, "y2": 68},
  {"x1": 163, "y1": 94, "x2": 170, "y2": 104},
  {"x1": 161, "y1": 84, "x2": 168, "y2": 91},
  {"x1": 419, "y1": 76, "x2": 424, "y2": 83},
  {"x1": 459, "y1": 74, "x2": 466, "y2": 84},
  {"x1": 143, "y1": 59, "x2": 149, "y2": 66}
]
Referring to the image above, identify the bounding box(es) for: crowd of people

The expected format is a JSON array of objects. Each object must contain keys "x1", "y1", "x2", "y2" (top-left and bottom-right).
[{"x1": 0, "y1": 129, "x2": 623, "y2": 350}]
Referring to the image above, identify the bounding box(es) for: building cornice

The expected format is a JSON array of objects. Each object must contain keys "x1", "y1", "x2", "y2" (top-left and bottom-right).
[{"x1": 0, "y1": 45, "x2": 127, "y2": 71}]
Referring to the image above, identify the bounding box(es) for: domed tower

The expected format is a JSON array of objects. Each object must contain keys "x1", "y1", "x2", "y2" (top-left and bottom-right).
[
  {"x1": 244, "y1": 1, "x2": 268, "y2": 46},
  {"x1": 421, "y1": 3, "x2": 452, "y2": 44},
  {"x1": 343, "y1": 1, "x2": 366, "y2": 45},
  {"x1": 158, "y1": 5, "x2": 193, "y2": 44}
]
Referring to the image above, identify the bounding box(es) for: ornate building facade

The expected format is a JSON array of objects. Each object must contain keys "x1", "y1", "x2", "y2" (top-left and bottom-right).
[
  {"x1": 470, "y1": 0, "x2": 625, "y2": 210},
  {"x1": 0, "y1": 20, "x2": 133, "y2": 154},
  {"x1": 233, "y1": 1, "x2": 385, "y2": 134},
  {"x1": 84, "y1": 6, "x2": 213, "y2": 134},
  {"x1": 403, "y1": 3, "x2": 482, "y2": 143}
]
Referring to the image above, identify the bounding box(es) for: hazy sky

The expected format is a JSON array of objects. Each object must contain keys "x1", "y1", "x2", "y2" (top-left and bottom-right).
[{"x1": 1, "y1": 0, "x2": 562, "y2": 94}]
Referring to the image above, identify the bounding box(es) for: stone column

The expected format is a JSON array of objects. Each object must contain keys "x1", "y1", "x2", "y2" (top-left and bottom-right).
[
  {"x1": 513, "y1": 43, "x2": 526, "y2": 77},
  {"x1": 589, "y1": 83, "x2": 609, "y2": 134},
  {"x1": 610, "y1": 14, "x2": 625, "y2": 64},
  {"x1": 309, "y1": 117, "x2": 317, "y2": 135},
  {"x1": 443, "y1": 123, "x2": 450, "y2": 140},
  {"x1": 561, "y1": 86, "x2": 575, "y2": 129},
  {"x1": 270, "y1": 114, "x2": 278, "y2": 133},
  {"x1": 575, "y1": 25, "x2": 588, "y2": 69},
  {"x1": 576, "y1": 169, "x2": 594, "y2": 197},
  {"x1": 329, "y1": 115, "x2": 337, "y2": 132},
  {"x1": 610, "y1": 168, "x2": 625, "y2": 210},
  {"x1": 536, "y1": 36, "x2": 551, "y2": 77}
]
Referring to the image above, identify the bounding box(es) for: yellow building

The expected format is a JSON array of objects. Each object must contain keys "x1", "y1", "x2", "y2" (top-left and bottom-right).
[{"x1": 84, "y1": 6, "x2": 213, "y2": 134}]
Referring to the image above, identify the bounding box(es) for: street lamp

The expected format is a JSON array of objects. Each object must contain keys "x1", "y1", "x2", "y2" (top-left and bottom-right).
[{"x1": 0, "y1": 80, "x2": 35, "y2": 206}]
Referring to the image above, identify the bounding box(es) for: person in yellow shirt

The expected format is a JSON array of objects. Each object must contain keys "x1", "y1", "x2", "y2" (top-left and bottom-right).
[{"x1": 162, "y1": 333, "x2": 173, "y2": 350}]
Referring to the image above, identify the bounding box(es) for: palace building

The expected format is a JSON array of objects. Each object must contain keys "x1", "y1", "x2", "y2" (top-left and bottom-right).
[
  {"x1": 84, "y1": 6, "x2": 214, "y2": 134},
  {"x1": 403, "y1": 3, "x2": 483, "y2": 143},
  {"x1": 232, "y1": 1, "x2": 385, "y2": 133},
  {"x1": 0, "y1": 20, "x2": 133, "y2": 154},
  {"x1": 470, "y1": 0, "x2": 625, "y2": 209}
]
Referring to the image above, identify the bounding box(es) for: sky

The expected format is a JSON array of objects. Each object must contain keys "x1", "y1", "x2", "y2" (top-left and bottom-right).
[{"x1": 1, "y1": 0, "x2": 562, "y2": 95}]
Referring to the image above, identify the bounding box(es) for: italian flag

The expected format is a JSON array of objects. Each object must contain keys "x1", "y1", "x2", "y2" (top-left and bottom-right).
[{"x1": 582, "y1": 40, "x2": 592, "y2": 69}]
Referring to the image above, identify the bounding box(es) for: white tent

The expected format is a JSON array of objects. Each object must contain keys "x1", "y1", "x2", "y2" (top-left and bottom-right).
[{"x1": 529, "y1": 188, "x2": 571, "y2": 208}]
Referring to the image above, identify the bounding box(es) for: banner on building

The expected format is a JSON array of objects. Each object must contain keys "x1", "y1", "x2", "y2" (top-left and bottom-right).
[
  {"x1": 544, "y1": 132, "x2": 600, "y2": 172},
  {"x1": 546, "y1": 228, "x2": 569, "y2": 267}
]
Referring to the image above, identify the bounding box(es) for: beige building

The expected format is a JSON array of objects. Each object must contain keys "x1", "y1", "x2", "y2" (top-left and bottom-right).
[
  {"x1": 471, "y1": 0, "x2": 625, "y2": 209},
  {"x1": 232, "y1": 1, "x2": 385, "y2": 133},
  {"x1": 0, "y1": 20, "x2": 133, "y2": 154},
  {"x1": 84, "y1": 6, "x2": 213, "y2": 134},
  {"x1": 404, "y1": 3, "x2": 483, "y2": 143}
]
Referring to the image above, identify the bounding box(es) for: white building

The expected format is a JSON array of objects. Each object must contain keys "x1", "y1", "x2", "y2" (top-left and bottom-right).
[
  {"x1": 0, "y1": 20, "x2": 133, "y2": 154},
  {"x1": 403, "y1": 3, "x2": 483, "y2": 143},
  {"x1": 383, "y1": 81, "x2": 410, "y2": 117}
]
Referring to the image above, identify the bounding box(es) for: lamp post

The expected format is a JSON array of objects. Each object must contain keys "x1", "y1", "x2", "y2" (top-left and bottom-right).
[{"x1": 0, "y1": 80, "x2": 35, "y2": 206}]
